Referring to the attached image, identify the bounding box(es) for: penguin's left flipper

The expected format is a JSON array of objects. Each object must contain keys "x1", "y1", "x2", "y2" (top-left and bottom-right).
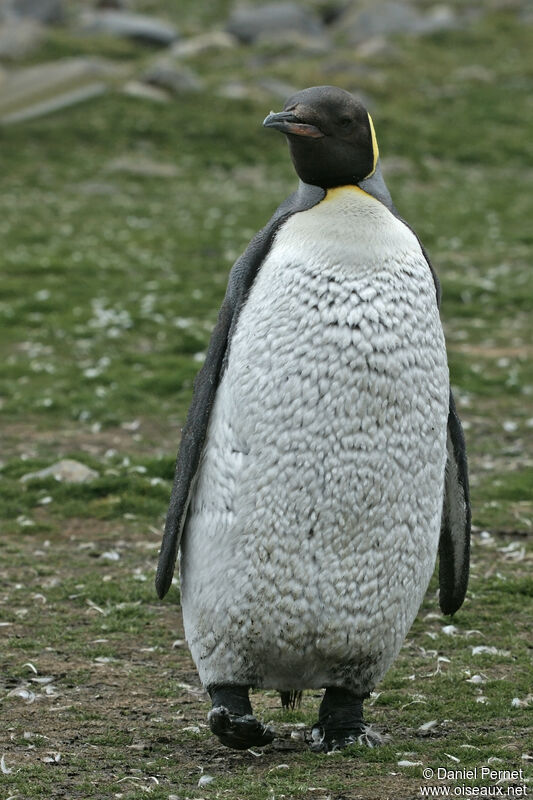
[
  {"x1": 155, "y1": 182, "x2": 325, "y2": 600},
  {"x1": 438, "y1": 389, "x2": 471, "y2": 616}
]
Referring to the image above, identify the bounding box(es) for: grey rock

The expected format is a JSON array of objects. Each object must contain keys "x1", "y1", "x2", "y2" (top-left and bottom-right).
[
  {"x1": 453, "y1": 64, "x2": 495, "y2": 83},
  {"x1": 415, "y1": 5, "x2": 457, "y2": 35},
  {"x1": 0, "y1": 57, "x2": 121, "y2": 123},
  {"x1": 218, "y1": 78, "x2": 302, "y2": 102},
  {"x1": 338, "y1": 1, "x2": 458, "y2": 44},
  {"x1": 95, "y1": 0, "x2": 129, "y2": 7},
  {"x1": 521, "y1": 3, "x2": 533, "y2": 23},
  {"x1": 0, "y1": 0, "x2": 64, "y2": 25},
  {"x1": 77, "y1": 181, "x2": 116, "y2": 195},
  {"x1": 79, "y1": 10, "x2": 179, "y2": 46},
  {"x1": 1, "y1": 82, "x2": 106, "y2": 123},
  {"x1": 106, "y1": 155, "x2": 179, "y2": 178},
  {"x1": 488, "y1": 0, "x2": 527, "y2": 12},
  {"x1": 21, "y1": 459, "x2": 99, "y2": 484},
  {"x1": 354, "y1": 35, "x2": 396, "y2": 59},
  {"x1": 227, "y1": 2, "x2": 324, "y2": 44},
  {"x1": 217, "y1": 80, "x2": 254, "y2": 100},
  {"x1": 171, "y1": 30, "x2": 238, "y2": 58},
  {"x1": 121, "y1": 79, "x2": 169, "y2": 103},
  {"x1": 257, "y1": 76, "x2": 299, "y2": 100},
  {"x1": 254, "y1": 28, "x2": 330, "y2": 53},
  {"x1": 0, "y1": 17, "x2": 43, "y2": 59},
  {"x1": 142, "y1": 61, "x2": 203, "y2": 95}
]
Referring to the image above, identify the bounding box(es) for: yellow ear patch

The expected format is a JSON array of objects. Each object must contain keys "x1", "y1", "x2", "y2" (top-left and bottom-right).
[{"x1": 366, "y1": 112, "x2": 379, "y2": 178}]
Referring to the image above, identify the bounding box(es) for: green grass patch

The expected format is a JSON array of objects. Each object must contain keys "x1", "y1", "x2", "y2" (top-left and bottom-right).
[{"x1": 1, "y1": 5, "x2": 532, "y2": 799}]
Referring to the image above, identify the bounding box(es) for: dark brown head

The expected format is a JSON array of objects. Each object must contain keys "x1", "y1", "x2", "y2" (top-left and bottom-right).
[{"x1": 263, "y1": 85, "x2": 378, "y2": 188}]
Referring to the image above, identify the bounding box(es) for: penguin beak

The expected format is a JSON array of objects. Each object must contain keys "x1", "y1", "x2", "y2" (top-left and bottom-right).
[{"x1": 263, "y1": 110, "x2": 324, "y2": 139}]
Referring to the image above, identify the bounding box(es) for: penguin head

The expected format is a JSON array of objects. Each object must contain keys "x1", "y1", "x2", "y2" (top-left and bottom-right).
[{"x1": 263, "y1": 85, "x2": 379, "y2": 189}]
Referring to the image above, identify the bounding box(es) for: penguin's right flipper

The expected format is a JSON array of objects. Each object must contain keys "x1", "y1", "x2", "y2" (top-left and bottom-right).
[
  {"x1": 438, "y1": 389, "x2": 471, "y2": 616},
  {"x1": 155, "y1": 182, "x2": 325, "y2": 599}
]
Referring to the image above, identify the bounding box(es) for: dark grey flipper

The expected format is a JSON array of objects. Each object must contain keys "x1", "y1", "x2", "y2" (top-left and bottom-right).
[
  {"x1": 208, "y1": 685, "x2": 275, "y2": 749},
  {"x1": 155, "y1": 181, "x2": 325, "y2": 599},
  {"x1": 439, "y1": 389, "x2": 471, "y2": 615}
]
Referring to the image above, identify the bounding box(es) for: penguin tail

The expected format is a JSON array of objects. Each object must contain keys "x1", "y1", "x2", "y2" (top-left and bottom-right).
[{"x1": 279, "y1": 690, "x2": 303, "y2": 710}]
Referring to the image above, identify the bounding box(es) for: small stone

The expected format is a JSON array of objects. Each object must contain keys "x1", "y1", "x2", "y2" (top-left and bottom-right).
[
  {"x1": 254, "y1": 28, "x2": 329, "y2": 52},
  {"x1": 452, "y1": 65, "x2": 495, "y2": 83},
  {"x1": 337, "y1": 0, "x2": 458, "y2": 45},
  {"x1": 95, "y1": 0, "x2": 127, "y2": 7},
  {"x1": 171, "y1": 30, "x2": 238, "y2": 58},
  {"x1": 511, "y1": 695, "x2": 533, "y2": 709},
  {"x1": 106, "y1": 155, "x2": 179, "y2": 177},
  {"x1": 79, "y1": 10, "x2": 179, "y2": 46},
  {"x1": 471, "y1": 645, "x2": 510, "y2": 657},
  {"x1": 142, "y1": 61, "x2": 203, "y2": 95},
  {"x1": 217, "y1": 80, "x2": 254, "y2": 100},
  {"x1": 521, "y1": 4, "x2": 533, "y2": 24},
  {"x1": 1, "y1": 82, "x2": 106, "y2": 123},
  {"x1": 257, "y1": 77, "x2": 299, "y2": 100},
  {"x1": 21, "y1": 459, "x2": 99, "y2": 484},
  {"x1": 122, "y1": 80, "x2": 169, "y2": 103},
  {"x1": 100, "y1": 550, "x2": 120, "y2": 561},
  {"x1": 0, "y1": 0, "x2": 64, "y2": 25},
  {"x1": 465, "y1": 675, "x2": 486, "y2": 685},
  {"x1": 415, "y1": 5, "x2": 457, "y2": 35},
  {"x1": 0, "y1": 17, "x2": 43, "y2": 59},
  {"x1": 0, "y1": 57, "x2": 120, "y2": 123},
  {"x1": 337, "y1": 0, "x2": 418, "y2": 42},
  {"x1": 441, "y1": 624, "x2": 458, "y2": 636},
  {"x1": 355, "y1": 36, "x2": 392, "y2": 59},
  {"x1": 227, "y1": 2, "x2": 323, "y2": 44}
]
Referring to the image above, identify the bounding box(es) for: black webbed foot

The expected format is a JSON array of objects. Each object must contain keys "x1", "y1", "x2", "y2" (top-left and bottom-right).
[
  {"x1": 208, "y1": 706, "x2": 275, "y2": 750},
  {"x1": 309, "y1": 686, "x2": 381, "y2": 753},
  {"x1": 309, "y1": 723, "x2": 365, "y2": 752},
  {"x1": 207, "y1": 685, "x2": 275, "y2": 751}
]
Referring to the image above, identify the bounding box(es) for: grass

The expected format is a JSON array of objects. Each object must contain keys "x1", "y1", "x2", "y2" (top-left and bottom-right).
[{"x1": 0, "y1": 4, "x2": 532, "y2": 799}]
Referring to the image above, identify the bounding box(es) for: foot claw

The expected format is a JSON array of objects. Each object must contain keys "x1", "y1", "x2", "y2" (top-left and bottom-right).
[
  {"x1": 309, "y1": 722, "x2": 380, "y2": 753},
  {"x1": 208, "y1": 706, "x2": 275, "y2": 750},
  {"x1": 309, "y1": 724, "x2": 328, "y2": 753}
]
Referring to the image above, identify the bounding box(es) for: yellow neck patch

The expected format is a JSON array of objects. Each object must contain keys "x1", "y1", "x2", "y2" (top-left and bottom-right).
[{"x1": 365, "y1": 112, "x2": 379, "y2": 178}]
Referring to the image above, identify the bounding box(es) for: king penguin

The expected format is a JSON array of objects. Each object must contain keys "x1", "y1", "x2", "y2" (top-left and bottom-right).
[{"x1": 156, "y1": 85, "x2": 471, "y2": 752}]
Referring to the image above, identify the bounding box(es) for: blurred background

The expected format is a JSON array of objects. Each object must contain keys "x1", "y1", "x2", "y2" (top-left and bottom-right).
[
  {"x1": 0, "y1": 1, "x2": 532, "y2": 796},
  {"x1": 1, "y1": 0, "x2": 531, "y2": 530}
]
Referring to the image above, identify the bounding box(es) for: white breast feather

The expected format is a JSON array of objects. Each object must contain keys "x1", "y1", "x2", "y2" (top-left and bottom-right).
[{"x1": 180, "y1": 187, "x2": 450, "y2": 694}]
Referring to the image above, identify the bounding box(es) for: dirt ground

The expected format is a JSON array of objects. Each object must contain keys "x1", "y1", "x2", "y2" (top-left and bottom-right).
[{"x1": 1, "y1": 512, "x2": 531, "y2": 800}]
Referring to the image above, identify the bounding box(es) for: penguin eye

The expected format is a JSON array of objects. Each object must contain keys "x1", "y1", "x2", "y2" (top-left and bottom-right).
[{"x1": 339, "y1": 116, "x2": 352, "y2": 129}]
